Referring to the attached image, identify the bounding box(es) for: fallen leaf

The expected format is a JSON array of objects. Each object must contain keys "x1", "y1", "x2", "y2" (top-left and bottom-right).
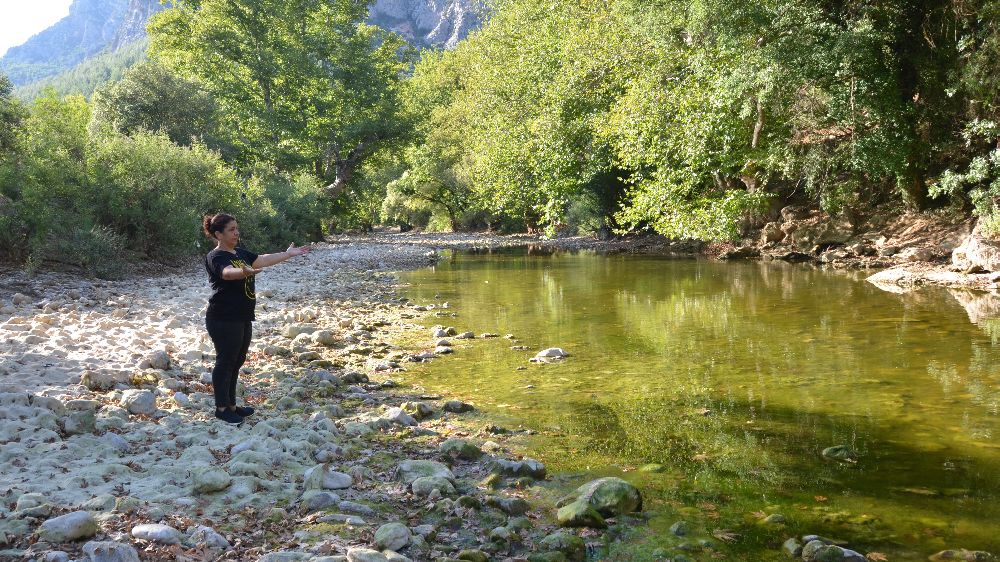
[
  {"x1": 712, "y1": 529, "x2": 740, "y2": 542},
  {"x1": 752, "y1": 511, "x2": 767, "y2": 519},
  {"x1": 815, "y1": 495, "x2": 828, "y2": 502},
  {"x1": 866, "y1": 553, "x2": 888, "y2": 561}
]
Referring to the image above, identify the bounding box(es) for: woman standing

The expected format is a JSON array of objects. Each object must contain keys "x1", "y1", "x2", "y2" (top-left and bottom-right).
[{"x1": 203, "y1": 213, "x2": 310, "y2": 423}]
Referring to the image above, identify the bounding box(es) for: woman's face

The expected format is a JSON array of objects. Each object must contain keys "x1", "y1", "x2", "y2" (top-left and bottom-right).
[{"x1": 215, "y1": 220, "x2": 240, "y2": 246}]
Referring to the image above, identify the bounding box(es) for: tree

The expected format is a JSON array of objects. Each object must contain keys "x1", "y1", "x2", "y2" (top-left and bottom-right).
[
  {"x1": 0, "y1": 74, "x2": 25, "y2": 157},
  {"x1": 90, "y1": 61, "x2": 221, "y2": 149},
  {"x1": 148, "y1": 0, "x2": 411, "y2": 196}
]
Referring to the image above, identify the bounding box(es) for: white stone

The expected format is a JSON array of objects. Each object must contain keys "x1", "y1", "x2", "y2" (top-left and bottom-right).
[
  {"x1": 383, "y1": 407, "x2": 417, "y2": 426},
  {"x1": 536, "y1": 347, "x2": 568, "y2": 358},
  {"x1": 131, "y1": 523, "x2": 183, "y2": 545},
  {"x1": 121, "y1": 389, "x2": 157, "y2": 415},
  {"x1": 139, "y1": 350, "x2": 171, "y2": 370}
]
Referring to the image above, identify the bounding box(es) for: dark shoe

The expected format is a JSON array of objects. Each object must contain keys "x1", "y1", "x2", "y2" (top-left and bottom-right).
[
  {"x1": 234, "y1": 405, "x2": 255, "y2": 417},
  {"x1": 215, "y1": 409, "x2": 244, "y2": 424}
]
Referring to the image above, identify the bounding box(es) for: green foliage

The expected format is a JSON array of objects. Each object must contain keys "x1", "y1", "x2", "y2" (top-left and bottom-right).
[
  {"x1": 0, "y1": 74, "x2": 25, "y2": 157},
  {"x1": 148, "y1": 0, "x2": 412, "y2": 194},
  {"x1": 930, "y1": 120, "x2": 1000, "y2": 234},
  {"x1": 244, "y1": 173, "x2": 329, "y2": 245},
  {"x1": 90, "y1": 61, "x2": 221, "y2": 149},
  {"x1": 0, "y1": 91, "x2": 262, "y2": 275},
  {"x1": 88, "y1": 130, "x2": 244, "y2": 260},
  {"x1": 391, "y1": 0, "x2": 1000, "y2": 239}
]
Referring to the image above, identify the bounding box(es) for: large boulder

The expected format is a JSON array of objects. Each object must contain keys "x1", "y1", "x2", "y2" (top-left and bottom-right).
[
  {"x1": 557, "y1": 477, "x2": 642, "y2": 517},
  {"x1": 953, "y1": 223, "x2": 1000, "y2": 272}
]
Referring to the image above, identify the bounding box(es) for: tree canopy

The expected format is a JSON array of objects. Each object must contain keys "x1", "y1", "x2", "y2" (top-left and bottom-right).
[{"x1": 147, "y1": 0, "x2": 412, "y2": 197}]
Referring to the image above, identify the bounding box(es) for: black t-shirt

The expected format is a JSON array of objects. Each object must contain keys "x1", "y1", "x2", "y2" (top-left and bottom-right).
[{"x1": 205, "y1": 247, "x2": 259, "y2": 321}]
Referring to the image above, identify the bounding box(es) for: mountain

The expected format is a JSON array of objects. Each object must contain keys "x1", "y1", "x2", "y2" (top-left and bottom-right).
[
  {"x1": 1, "y1": 0, "x2": 484, "y2": 99},
  {"x1": 369, "y1": 0, "x2": 486, "y2": 49},
  {"x1": 0, "y1": 0, "x2": 164, "y2": 88}
]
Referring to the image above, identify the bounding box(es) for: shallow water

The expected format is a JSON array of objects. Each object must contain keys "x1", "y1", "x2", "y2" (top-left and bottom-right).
[{"x1": 400, "y1": 250, "x2": 1000, "y2": 560}]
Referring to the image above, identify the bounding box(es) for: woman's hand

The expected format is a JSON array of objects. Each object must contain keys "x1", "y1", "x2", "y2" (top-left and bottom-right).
[
  {"x1": 287, "y1": 243, "x2": 311, "y2": 257},
  {"x1": 241, "y1": 264, "x2": 263, "y2": 277}
]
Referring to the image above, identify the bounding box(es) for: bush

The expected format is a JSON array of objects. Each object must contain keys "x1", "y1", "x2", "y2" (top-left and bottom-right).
[{"x1": 89, "y1": 130, "x2": 245, "y2": 261}]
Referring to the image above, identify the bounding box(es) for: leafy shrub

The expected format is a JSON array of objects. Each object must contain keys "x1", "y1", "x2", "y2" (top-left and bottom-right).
[{"x1": 88, "y1": 130, "x2": 244, "y2": 261}]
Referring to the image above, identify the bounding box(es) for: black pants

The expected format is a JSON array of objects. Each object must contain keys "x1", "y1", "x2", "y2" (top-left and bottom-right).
[{"x1": 206, "y1": 318, "x2": 252, "y2": 408}]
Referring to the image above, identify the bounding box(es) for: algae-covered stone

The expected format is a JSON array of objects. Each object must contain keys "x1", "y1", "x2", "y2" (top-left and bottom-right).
[
  {"x1": 558, "y1": 477, "x2": 642, "y2": 517},
  {"x1": 782, "y1": 537, "x2": 803, "y2": 557},
  {"x1": 39, "y1": 511, "x2": 99, "y2": 542},
  {"x1": 669, "y1": 521, "x2": 690, "y2": 536},
  {"x1": 443, "y1": 400, "x2": 474, "y2": 413},
  {"x1": 527, "y1": 553, "x2": 568, "y2": 562},
  {"x1": 539, "y1": 531, "x2": 586, "y2": 561},
  {"x1": 556, "y1": 502, "x2": 606, "y2": 528},
  {"x1": 491, "y1": 458, "x2": 546, "y2": 479},
  {"x1": 928, "y1": 550, "x2": 994, "y2": 562},
  {"x1": 456, "y1": 550, "x2": 489, "y2": 562},
  {"x1": 821, "y1": 445, "x2": 858, "y2": 463},
  {"x1": 374, "y1": 522, "x2": 411, "y2": 552},
  {"x1": 397, "y1": 460, "x2": 454, "y2": 484},
  {"x1": 440, "y1": 438, "x2": 483, "y2": 460},
  {"x1": 401, "y1": 401, "x2": 434, "y2": 419},
  {"x1": 411, "y1": 476, "x2": 455, "y2": 497}
]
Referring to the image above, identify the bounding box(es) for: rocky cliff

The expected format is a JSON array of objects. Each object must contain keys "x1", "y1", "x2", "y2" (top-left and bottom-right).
[
  {"x1": 369, "y1": 0, "x2": 485, "y2": 48},
  {"x1": 0, "y1": 0, "x2": 164, "y2": 87}
]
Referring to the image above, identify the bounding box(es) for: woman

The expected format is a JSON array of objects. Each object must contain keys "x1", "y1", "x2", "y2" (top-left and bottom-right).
[{"x1": 203, "y1": 213, "x2": 311, "y2": 423}]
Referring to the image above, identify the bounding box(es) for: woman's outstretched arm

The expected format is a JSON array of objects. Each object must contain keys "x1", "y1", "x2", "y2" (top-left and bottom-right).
[{"x1": 252, "y1": 243, "x2": 311, "y2": 269}]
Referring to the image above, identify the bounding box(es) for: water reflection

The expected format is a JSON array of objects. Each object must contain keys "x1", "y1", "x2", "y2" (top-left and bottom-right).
[{"x1": 400, "y1": 252, "x2": 1000, "y2": 557}]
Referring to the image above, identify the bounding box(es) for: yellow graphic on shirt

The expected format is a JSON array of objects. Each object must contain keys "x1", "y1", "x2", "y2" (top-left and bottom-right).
[{"x1": 231, "y1": 259, "x2": 256, "y2": 300}]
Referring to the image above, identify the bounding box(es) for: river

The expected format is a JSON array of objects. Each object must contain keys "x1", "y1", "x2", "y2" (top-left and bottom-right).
[{"x1": 400, "y1": 249, "x2": 1000, "y2": 561}]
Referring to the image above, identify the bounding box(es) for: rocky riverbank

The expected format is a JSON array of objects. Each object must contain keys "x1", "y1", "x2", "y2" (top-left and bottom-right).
[{"x1": 0, "y1": 241, "x2": 646, "y2": 562}]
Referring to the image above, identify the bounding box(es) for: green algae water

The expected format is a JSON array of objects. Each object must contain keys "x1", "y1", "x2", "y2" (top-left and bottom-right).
[{"x1": 399, "y1": 250, "x2": 1000, "y2": 561}]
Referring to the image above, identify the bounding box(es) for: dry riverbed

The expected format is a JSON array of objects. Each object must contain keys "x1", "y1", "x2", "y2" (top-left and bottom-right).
[{"x1": 0, "y1": 240, "x2": 643, "y2": 562}]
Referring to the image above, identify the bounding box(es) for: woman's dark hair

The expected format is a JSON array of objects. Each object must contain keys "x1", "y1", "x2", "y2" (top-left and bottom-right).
[{"x1": 203, "y1": 213, "x2": 236, "y2": 239}]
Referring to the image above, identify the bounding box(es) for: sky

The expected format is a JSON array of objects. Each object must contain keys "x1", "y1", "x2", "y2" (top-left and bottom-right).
[{"x1": 0, "y1": 0, "x2": 73, "y2": 58}]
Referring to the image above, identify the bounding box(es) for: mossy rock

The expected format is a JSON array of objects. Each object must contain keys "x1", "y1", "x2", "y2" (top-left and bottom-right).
[
  {"x1": 440, "y1": 438, "x2": 483, "y2": 460},
  {"x1": 556, "y1": 501, "x2": 606, "y2": 528},
  {"x1": 821, "y1": 445, "x2": 858, "y2": 463},
  {"x1": 539, "y1": 531, "x2": 586, "y2": 561},
  {"x1": 557, "y1": 477, "x2": 642, "y2": 517}
]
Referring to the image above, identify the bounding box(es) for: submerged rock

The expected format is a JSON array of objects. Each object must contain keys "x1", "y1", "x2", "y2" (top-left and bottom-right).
[
  {"x1": 821, "y1": 445, "x2": 858, "y2": 463},
  {"x1": 928, "y1": 550, "x2": 995, "y2": 561},
  {"x1": 557, "y1": 477, "x2": 642, "y2": 518}
]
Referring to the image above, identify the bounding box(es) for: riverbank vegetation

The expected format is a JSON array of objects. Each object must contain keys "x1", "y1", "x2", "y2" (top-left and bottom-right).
[{"x1": 1, "y1": 0, "x2": 999, "y2": 274}]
